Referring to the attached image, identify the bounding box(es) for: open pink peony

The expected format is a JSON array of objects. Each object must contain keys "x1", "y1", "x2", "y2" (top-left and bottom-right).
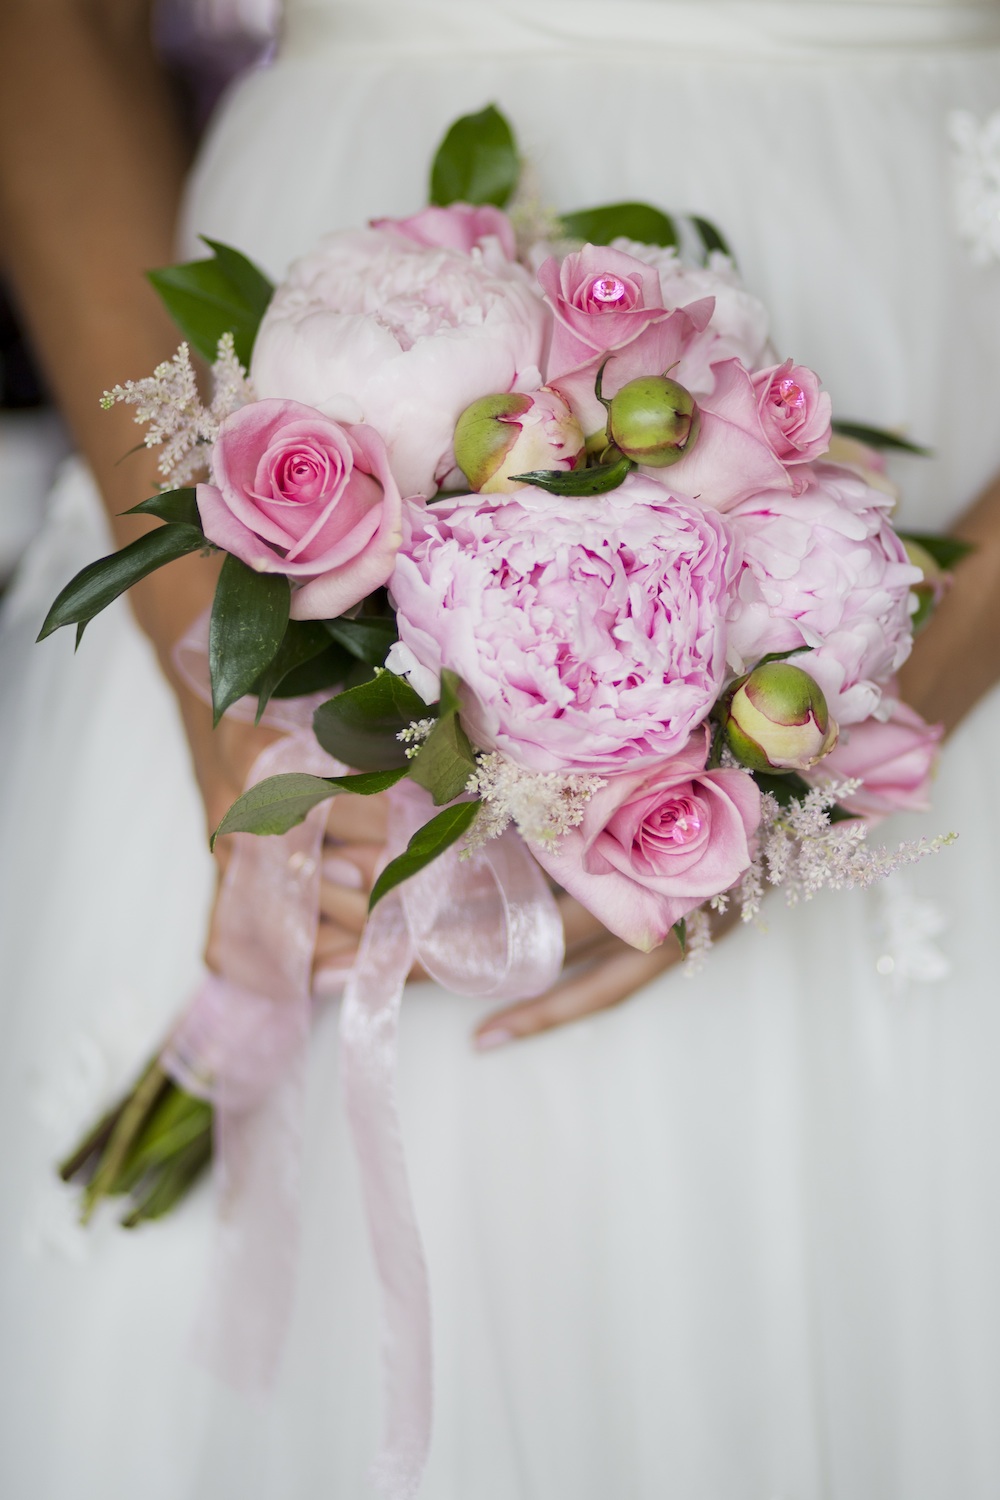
[
  {"x1": 250, "y1": 228, "x2": 548, "y2": 498},
  {"x1": 726, "y1": 463, "x2": 922, "y2": 725},
  {"x1": 390, "y1": 475, "x2": 741, "y2": 774},
  {"x1": 196, "y1": 398, "x2": 404, "y2": 620}
]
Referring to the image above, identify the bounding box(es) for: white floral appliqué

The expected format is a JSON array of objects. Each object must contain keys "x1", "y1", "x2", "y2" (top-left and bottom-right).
[{"x1": 950, "y1": 110, "x2": 1000, "y2": 265}]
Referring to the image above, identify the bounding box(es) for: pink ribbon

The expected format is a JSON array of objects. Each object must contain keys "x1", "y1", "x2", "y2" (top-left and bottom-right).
[{"x1": 166, "y1": 615, "x2": 564, "y2": 1493}]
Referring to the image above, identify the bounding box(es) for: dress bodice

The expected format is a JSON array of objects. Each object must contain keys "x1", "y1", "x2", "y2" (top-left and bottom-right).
[{"x1": 282, "y1": 0, "x2": 1000, "y2": 57}]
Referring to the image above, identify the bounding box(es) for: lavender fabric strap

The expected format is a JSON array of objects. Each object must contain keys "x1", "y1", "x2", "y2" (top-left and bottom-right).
[{"x1": 166, "y1": 614, "x2": 564, "y2": 1495}]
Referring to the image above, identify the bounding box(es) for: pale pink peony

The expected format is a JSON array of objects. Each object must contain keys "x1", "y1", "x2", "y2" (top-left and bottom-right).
[
  {"x1": 250, "y1": 228, "x2": 549, "y2": 498},
  {"x1": 530, "y1": 731, "x2": 761, "y2": 950},
  {"x1": 751, "y1": 359, "x2": 832, "y2": 464},
  {"x1": 813, "y1": 698, "x2": 943, "y2": 818},
  {"x1": 370, "y1": 203, "x2": 517, "y2": 260},
  {"x1": 196, "y1": 398, "x2": 403, "y2": 620},
  {"x1": 727, "y1": 463, "x2": 922, "y2": 725},
  {"x1": 389, "y1": 475, "x2": 740, "y2": 773}
]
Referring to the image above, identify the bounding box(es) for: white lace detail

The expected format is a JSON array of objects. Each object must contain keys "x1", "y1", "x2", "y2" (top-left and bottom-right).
[
  {"x1": 872, "y1": 873, "x2": 951, "y2": 992},
  {"x1": 950, "y1": 109, "x2": 1000, "y2": 265}
]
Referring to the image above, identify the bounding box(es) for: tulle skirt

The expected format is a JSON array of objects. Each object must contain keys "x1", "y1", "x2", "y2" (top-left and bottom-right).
[{"x1": 3, "y1": 4, "x2": 1000, "y2": 1495}]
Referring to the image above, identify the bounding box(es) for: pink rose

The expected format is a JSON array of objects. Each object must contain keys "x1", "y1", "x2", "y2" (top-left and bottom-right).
[
  {"x1": 648, "y1": 358, "x2": 794, "y2": 511},
  {"x1": 530, "y1": 732, "x2": 761, "y2": 950},
  {"x1": 611, "y1": 241, "x2": 772, "y2": 394},
  {"x1": 196, "y1": 398, "x2": 404, "y2": 620},
  {"x1": 390, "y1": 475, "x2": 740, "y2": 773},
  {"x1": 370, "y1": 203, "x2": 517, "y2": 260},
  {"x1": 250, "y1": 228, "x2": 549, "y2": 497},
  {"x1": 539, "y1": 244, "x2": 670, "y2": 375},
  {"x1": 751, "y1": 359, "x2": 832, "y2": 464},
  {"x1": 727, "y1": 463, "x2": 922, "y2": 725},
  {"x1": 812, "y1": 698, "x2": 943, "y2": 818}
]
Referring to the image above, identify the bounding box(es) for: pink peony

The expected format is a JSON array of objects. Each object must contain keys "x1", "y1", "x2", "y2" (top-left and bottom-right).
[
  {"x1": 250, "y1": 228, "x2": 549, "y2": 498},
  {"x1": 389, "y1": 475, "x2": 740, "y2": 773},
  {"x1": 370, "y1": 203, "x2": 517, "y2": 260},
  {"x1": 196, "y1": 398, "x2": 404, "y2": 620},
  {"x1": 727, "y1": 463, "x2": 922, "y2": 725},
  {"x1": 530, "y1": 731, "x2": 761, "y2": 950},
  {"x1": 813, "y1": 698, "x2": 943, "y2": 818},
  {"x1": 751, "y1": 359, "x2": 831, "y2": 465}
]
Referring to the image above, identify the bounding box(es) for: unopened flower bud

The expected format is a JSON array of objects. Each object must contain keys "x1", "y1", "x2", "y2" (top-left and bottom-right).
[
  {"x1": 607, "y1": 374, "x2": 700, "y2": 468},
  {"x1": 454, "y1": 389, "x2": 585, "y2": 493},
  {"x1": 723, "y1": 661, "x2": 838, "y2": 773}
]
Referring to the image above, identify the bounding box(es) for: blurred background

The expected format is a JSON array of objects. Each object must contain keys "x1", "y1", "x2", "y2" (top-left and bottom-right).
[{"x1": 0, "y1": 0, "x2": 279, "y2": 591}]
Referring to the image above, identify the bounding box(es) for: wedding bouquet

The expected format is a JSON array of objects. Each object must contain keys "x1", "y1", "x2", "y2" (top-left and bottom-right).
[{"x1": 40, "y1": 108, "x2": 960, "y2": 1449}]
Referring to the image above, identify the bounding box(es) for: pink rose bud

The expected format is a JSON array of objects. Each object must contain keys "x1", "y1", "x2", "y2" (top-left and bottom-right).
[
  {"x1": 723, "y1": 661, "x2": 839, "y2": 773},
  {"x1": 750, "y1": 358, "x2": 832, "y2": 465},
  {"x1": 902, "y1": 537, "x2": 948, "y2": 632},
  {"x1": 453, "y1": 388, "x2": 585, "y2": 493},
  {"x1": 607, "y1": 374, "x2": 700, "y2": 467}
]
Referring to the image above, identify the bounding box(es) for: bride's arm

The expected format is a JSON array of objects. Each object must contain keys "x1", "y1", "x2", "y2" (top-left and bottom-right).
[
  {"x1": 0, "y1": 0, "x2": 245, "y2": 810},
  {"x1": 896, "y1": 471, "x2": 1000, "y2": 734}
]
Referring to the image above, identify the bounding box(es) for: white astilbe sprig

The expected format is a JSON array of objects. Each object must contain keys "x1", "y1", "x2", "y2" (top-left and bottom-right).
[
  {"x1": 508, "y1": 159, "x2": 575, "y2": 267},
  {"x1": 100, "y1": 332, "x2": 253, "y2": 486},
  {"x1": 680, "y1": 906, "x2": 713, "y2": 978},
  {"x1": 463, "y1": 751, "x2": 605, "y2": 851},
  {"x1": 396, "y1": 719, "x2": 436, "y2": 760},
  {"x1": 736, "y1": 778, "x2": 956, "y2": 923}
]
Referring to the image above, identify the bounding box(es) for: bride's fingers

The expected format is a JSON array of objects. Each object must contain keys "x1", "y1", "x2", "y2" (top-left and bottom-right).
[
  {"x1": 473, "y1": 935, "x2": 684, "y2": 1048},
  {"x1": 324, "y1": 791, "x2": 389, "y2": 844},
  {"x1": 557, "y1": 893, "x2": 620, "y2": 960}
]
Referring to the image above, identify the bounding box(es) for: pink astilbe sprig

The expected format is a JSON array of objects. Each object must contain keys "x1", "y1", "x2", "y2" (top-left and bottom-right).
[
  {"x1": 100, "y1": 332, "x2": 253, "y2": 486},
  {"x1": 736, "y1": 779, "x2": 955, "y2": 923}
]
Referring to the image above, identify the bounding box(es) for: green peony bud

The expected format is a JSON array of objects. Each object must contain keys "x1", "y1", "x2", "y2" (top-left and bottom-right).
[
  {"x1": 454, "y1": 389, "x2": 585, "y2": 494},
  {"x1": 607, "y1": 374, "x2": 700, "y2": 468},
  {"x1": 722, "y1": 661, "x2": 839, "y2": 773}
]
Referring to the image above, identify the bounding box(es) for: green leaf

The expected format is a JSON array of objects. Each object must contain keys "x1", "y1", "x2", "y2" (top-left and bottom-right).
[
  {"x1": 212, "y1": 766, "x2": 409, "y2": 846},
  {"x1": 690, "y1": 214, "x2": 733, "y2": 261},
  {"x1": 560, "y1": 201, "x2": 677, "y2": 249},
  {"x1": 123, "y1": 487, "x2": 201, "y2": 528},
  {"x1": 37, "y1": 524, "x2": 205, "y2": 643},
  {"x1": 324, "y1": 614, "x2": 398, "y2": 667},
  {"x1": 253, "y1": 620, "x2": 337, "y2": 721},
  {"x1": 429, "y1": 104, "x2": 520, "y2": 209},
  {"x1": 673, "y1": 918, "x2": 687, "y2": 955},
  {"x1": 313, "y1": 670, "x2": 430, "y2": 771},
  {"x1": 831, "y1": 418, "x2": 931, "y2": 457},
  {"x1": 408, "y1": 669, "x2": 477, "y2": 805},
  {"x1": 510, "y1": 455, "x2": 635, "y2": 496},
  {"x1": 898, "y1": 530, "x2": 976, "y2": 571},
  {"x1": 147, "y1": 237, "x2": 274, "y2": 368},
  {"x1": 209, "y1": 554, "x2": 290, "y2": 724},
  {"x1": 369, "y1": 800, "x2": 481, "y2": 910},
  {"x1": 274, "y1": 642, "x2": 362, "y2": 699}
]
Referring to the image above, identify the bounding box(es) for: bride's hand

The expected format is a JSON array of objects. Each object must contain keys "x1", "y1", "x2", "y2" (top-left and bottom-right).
[
  {"x1": 312, "y1": 795, "x2": 743, "y2": 1042},
  {"x1": 472, "y1": 897, "x2": 742, "y2": 1048}
]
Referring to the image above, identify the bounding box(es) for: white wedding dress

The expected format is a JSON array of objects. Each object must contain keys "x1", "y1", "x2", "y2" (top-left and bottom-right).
[{"x1": 3, "y1": 2, "x2": 1000, "y2": 1496}]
